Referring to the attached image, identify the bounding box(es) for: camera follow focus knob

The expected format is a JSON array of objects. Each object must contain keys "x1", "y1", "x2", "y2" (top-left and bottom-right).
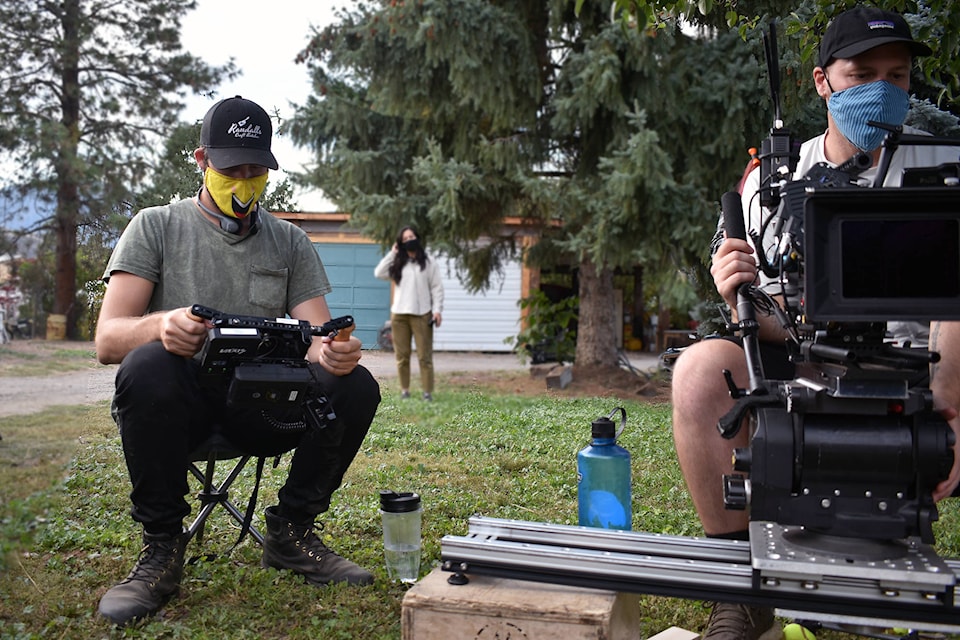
[{"x1": 722, "y1": 474, "x2": 749, "y2": 511}]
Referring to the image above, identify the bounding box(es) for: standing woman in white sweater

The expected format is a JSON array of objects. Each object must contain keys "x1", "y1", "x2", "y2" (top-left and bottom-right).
[{"x1": 374, "y1": 226, "x2": 445, "y2": 400}]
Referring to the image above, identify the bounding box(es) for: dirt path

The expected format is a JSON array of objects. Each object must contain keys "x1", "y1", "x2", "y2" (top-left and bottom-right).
[
  {"x1": 0, "y1": 340, "x2": 662, "y2": 417},
  {"x1": 0, "y1": 346, "x2": 534, "y2": 417},
  {"x1": 0, "y1": 366, "x2": 118, "y2": 418}
]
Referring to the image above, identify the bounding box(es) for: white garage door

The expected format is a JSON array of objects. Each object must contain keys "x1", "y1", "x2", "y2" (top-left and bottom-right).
[{"x1": 434, "y1": 256, "x2": 521, "y2": 352}]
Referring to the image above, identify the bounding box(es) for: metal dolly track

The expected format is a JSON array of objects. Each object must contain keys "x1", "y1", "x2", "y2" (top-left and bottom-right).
[{"x1": 441, "y1": 517, "x2": 960, "y2": 632}]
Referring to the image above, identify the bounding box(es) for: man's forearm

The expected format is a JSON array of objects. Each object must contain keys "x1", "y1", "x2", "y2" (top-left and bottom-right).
[{"x1": 95, "y1": 314, "x2": 164, "y2": 365}]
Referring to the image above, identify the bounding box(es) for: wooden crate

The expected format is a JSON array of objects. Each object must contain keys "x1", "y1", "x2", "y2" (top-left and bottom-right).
[{"x1": 401, "y1": 567, "x2": 640, "y2": 640}]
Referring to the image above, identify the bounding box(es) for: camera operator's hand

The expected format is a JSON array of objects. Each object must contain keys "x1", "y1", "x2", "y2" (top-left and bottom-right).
[
  {"x1": 314, "y1": 334, "x2": 362, "y2": 376},
  {"x1": 161, "y1": 307, "x2": 209, "y2": 358},
  {"x1": 291, "y1": 297, "x2": 362, "y2": 376},
  {"x1": 710, "y1": 237, "x2": 758, "y2": 309}
]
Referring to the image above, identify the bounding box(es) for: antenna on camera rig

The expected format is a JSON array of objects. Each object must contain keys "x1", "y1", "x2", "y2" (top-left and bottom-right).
[{"x1": 759, "y1": 21, "x2": 798, "y2": 208}]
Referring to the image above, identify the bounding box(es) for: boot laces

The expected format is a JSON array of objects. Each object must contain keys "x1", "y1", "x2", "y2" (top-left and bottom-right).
[
  {"x1": 124, "y1": 538, "x2": 180, "y2": 584},
  {"x1": 289, "y1": 521, "x2": 335, "y2": 559}
]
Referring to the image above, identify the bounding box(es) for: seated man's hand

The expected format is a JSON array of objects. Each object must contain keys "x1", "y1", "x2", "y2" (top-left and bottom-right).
[
  {"x1": 160, "y1": 307, "x2": 210, "y2": 358},
  {"x1": 711, "y1": 237, "x2": 757, "y2": 307},
  {"x1": 933, "y1": 406, "x2": 960, "y2": 502},
  {"x1": 314, "y1": 334, "x2": 362, "y2": 376}
]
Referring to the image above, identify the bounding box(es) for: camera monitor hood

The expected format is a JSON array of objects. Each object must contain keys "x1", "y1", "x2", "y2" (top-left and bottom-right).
[{"x1": 803, "y1": 186, "x2": 960, "y2": 322}]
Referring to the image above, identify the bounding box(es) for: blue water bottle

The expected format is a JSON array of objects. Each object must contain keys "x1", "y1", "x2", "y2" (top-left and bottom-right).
[{"x1": 577, "y1": 407, "x2": 632, "y2": 530}]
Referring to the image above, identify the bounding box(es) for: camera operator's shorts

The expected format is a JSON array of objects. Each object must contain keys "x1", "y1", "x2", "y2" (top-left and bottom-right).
[{"x1": 712, "y1": 335, "x2": 796, "y2": 381}]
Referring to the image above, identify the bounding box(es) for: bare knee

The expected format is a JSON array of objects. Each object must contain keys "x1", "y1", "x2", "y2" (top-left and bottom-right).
[{"x1": 673, "y1": 340, "x2": 746, "y2": 406}]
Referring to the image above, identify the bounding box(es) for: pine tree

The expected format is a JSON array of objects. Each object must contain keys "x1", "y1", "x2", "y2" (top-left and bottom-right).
[
  {"x1": 0, "y1": 0, "x2": 231, "y2": 337},
  {"x1": 601, "y1": 0, "x2": 960, "y2": 111},
  {"x1": 289, "y1": 0, "x2": 773, "y2": 369}
]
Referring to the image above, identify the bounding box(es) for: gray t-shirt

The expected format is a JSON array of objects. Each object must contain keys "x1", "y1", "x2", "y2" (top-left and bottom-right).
[{"x1": 103, "y1": 198, "x2": 331, "y2": 317}]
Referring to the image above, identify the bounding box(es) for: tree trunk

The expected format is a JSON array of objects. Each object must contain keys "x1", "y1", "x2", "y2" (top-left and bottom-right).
[
  {"x1": 54, "y1": 0, "x2": 82, "y2": 338},
  {"x1": 574, "y1": 257, "x2": 618, "y2": 369}
]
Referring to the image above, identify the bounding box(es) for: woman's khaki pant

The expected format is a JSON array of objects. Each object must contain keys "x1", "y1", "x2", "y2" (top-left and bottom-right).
[{"x1": 391, "y1": 312, "x2": 434, "y2": 393}]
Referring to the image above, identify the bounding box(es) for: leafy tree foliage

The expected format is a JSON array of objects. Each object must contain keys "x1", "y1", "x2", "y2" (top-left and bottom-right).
[
  {"x1": 289, "y1": 0, "x2": 773, "y2": 369},
  {"x1": 0, "y1": 0, "x2": 231, "y2": 337},
  {"x1": 597, "y1": 0, "x2": 960, "y2": 110}
]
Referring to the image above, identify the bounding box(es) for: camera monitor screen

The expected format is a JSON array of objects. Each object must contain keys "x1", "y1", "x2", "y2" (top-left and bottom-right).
[{"x1": 804, "y1": 187, "x2": 960, "y2": 321}]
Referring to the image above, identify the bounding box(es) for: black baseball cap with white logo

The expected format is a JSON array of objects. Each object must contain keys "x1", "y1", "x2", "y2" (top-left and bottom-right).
[
  {"x1": 818, "y1": 6, "x2": 932, "y2": 68},
  {"x1": 200, "y1": 96, "x2": 279, "y2": 170}
]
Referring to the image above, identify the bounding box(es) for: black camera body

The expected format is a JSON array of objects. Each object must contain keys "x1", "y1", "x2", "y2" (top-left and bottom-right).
[
  {"x1": 192, "y1": 305, "x2": 353, "y2": 419},
  {"x1": 721, "y1": 155, "x2": 960, "y2": 545}
]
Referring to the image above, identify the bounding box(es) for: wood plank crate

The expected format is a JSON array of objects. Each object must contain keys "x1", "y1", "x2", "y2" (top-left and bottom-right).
[{"x1": 401, "y1": 567, "x2": 640, "y2": 640}]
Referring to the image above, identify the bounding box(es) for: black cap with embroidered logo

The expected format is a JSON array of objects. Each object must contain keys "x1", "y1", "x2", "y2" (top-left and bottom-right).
[
  {"x1": 200, "y1": 96, "x2": 279, "y2": 170},
  {"x1": 818, "y1": 6, "x2": 932, "y2": 69}
]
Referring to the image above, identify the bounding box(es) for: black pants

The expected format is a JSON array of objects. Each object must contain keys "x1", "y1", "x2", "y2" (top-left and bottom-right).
[{"x1": 112, "y1": 341, "x2": 381, "y2": 532}]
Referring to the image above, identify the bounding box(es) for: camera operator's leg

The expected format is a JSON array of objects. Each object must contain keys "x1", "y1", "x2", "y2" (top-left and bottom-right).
[
  {"x1": 672, "y1": 338, "x2": 783, "y2": 640},
  {"x1": 99, "y1": 342, "x2": 215, "y2": 626},
  {"x1": 391, "y1": 313, "x2": 413, "y2": 398},
  {"x1": 672, "y1": 338, "x2": 751, "y2": 537},
  {"x1": 410, "y1": 312, "x2": 434, "y2": 399},
  {"x1": 261, "y1": 364, "x2": 381, "y2": 586}
]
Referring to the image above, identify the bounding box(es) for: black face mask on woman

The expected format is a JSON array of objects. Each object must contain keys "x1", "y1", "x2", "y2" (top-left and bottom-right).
[{"x1": 402, "y1": 239, "x2": 421, "y2": 253}]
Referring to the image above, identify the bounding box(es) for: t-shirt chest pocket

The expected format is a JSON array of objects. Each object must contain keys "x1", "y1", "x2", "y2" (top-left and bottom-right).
[{"x1": 248, "y1": 265, "x2": 289, "y2": 315}]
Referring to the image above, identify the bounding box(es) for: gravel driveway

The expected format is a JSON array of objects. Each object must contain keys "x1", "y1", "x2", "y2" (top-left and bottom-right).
[{"x1": 0, "y1": 349, "x2": 529, "y2": 418}]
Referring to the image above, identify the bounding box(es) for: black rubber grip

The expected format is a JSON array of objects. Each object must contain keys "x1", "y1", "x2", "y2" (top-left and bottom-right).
[{"x1": 721, "y1": 191, "x2": 747, "y2": 241}]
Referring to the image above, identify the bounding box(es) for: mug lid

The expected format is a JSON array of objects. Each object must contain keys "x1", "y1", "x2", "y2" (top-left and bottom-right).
[{"x1": 380, "y1": 490, "x2": 421, "y2": 512}]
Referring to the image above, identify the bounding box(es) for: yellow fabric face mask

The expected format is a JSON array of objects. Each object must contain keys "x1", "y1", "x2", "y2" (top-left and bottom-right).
[{"x1": 204, "y1": 167, "x2": 269, "y2": 218}]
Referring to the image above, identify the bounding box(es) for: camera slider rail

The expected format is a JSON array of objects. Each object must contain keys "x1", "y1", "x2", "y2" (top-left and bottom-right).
[{"x1": 440, "y1": 517, "x2": 960, "y2": 633}]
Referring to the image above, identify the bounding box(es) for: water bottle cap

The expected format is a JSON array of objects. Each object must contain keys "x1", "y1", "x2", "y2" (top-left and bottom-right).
[
  {"x1": 591, "y1": 407, "x2": 627, "y2": 439},
  {"x1": 379, "y1": 490, "x2": 421, "y2": 512},
  {"x1": 591, "y1": 417, "x2": 616, "y2": 438}
]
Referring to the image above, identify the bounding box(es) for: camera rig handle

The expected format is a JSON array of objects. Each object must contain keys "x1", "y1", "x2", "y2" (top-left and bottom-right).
[
  {"x1": 190, "y1": 304, "x2": 355, "y2": 340},
  {"x1": 319, "y1": 317, "x2": 354, "y2": 342},
  {"x1": 722, "y1": 192, "x2": 767, "y2": 391},
  {"x1": 716, "y1": 191, "x2": 783, "y2": 438}
]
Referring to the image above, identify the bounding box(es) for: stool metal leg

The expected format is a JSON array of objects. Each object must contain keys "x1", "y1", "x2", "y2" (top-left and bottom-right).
[{"x1": 187, "y1": 452, "x2": 265, "y2": 545}]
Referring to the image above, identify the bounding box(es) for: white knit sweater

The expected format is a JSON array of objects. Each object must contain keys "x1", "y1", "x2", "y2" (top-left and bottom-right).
[{"x1": 374, "y1": 252, "x2": 444, "y2": 315}]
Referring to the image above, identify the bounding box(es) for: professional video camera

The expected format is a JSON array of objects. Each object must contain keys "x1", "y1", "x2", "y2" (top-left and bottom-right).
[
  {"x1": 191, "y1": 304, "x2": 355, "y2": 429},
  {"x1": 717, "y1": 23, "x2": 960, "y2": 586}
]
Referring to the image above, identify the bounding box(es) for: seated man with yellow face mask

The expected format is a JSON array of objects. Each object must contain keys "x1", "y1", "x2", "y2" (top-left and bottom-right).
[{"x1": 94, "y1": 96, "x2": 381, "y2": 626}]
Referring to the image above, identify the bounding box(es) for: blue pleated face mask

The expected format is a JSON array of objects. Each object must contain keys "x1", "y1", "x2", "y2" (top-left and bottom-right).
[{"x1": 827, "y1": 80, "x2": 910, "y2": 152}]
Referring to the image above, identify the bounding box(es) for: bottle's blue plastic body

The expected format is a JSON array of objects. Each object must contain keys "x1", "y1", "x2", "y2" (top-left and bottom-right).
[{"x1": 577, "y1": 436, "x2": 632, "y2": 531}]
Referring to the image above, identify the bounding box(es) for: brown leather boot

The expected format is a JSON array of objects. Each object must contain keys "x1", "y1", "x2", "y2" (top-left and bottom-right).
[
  {"x1": 98, "y1": 530, "x2": 189, "y2": 626},
  {"x1": 261, "y1": 506, "x2": 373, "y2": 586}
]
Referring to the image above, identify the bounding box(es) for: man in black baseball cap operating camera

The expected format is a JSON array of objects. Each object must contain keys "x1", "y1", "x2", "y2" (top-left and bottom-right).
[
  {"x1": 94, "y1": 96, "x2": 381, "y2": 626},
  {"x1": 672, "y1": 8, "x2": 960, "y2": 639}
]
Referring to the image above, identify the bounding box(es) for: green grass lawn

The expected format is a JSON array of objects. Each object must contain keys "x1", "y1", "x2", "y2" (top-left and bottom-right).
[
  {"x1": 1, "y1": 384, "x2": 958, "y2": 639},
  {"x1": 0, "y1": 342, "x2": 102, "y2": 377}
]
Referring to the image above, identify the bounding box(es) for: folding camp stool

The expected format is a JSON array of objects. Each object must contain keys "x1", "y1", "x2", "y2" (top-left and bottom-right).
[{"x1": 186, "y1": 432, "x2": 270, "y2": 546}]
